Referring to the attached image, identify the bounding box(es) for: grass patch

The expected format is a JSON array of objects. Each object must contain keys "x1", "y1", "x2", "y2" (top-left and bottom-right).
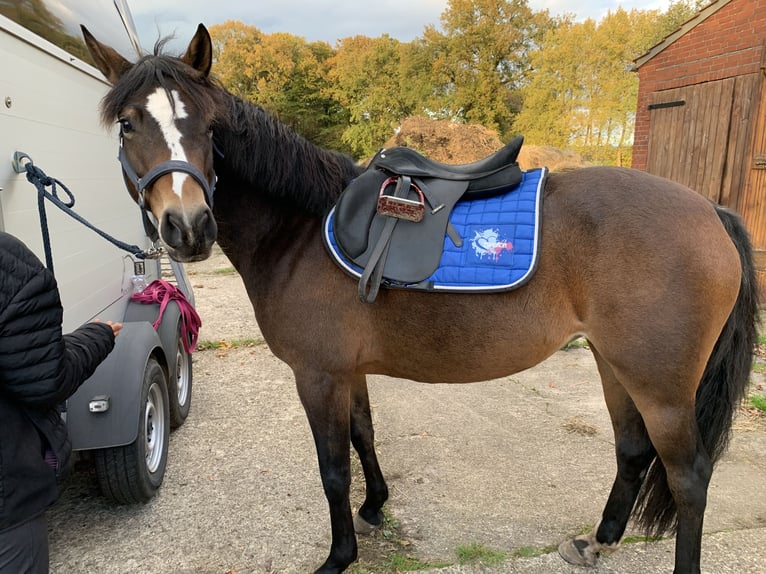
[
  {"x1": 213, "y1": 266, "x2": 238, "y2": 275},
  {"x1": 387, "y1": 554, "x2": 445, "y2": 571},
  {"x1": 561, "y1": 337, "x2": 589, "y2": 351},
  {"x1": 349, "y1": 504, "x2": 451, "y2": 573},
  {"x1": 749, "y1": 394, "x2": 766, "y2": 413},
  {"x1": 196, "y1": 337, "x2": 264, "y2": 350},
  {"x1": 456, "y1": 542, "x2": 507, "y2": 566},
  {"x1": 758, "y1": 334, "x2": 766, "y2": 347},
  {"x1": 751, "y1": 362, "x2": 766, "y2": 375}
]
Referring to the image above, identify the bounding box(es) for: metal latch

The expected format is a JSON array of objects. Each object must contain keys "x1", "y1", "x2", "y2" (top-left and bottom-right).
[{"x1": 12, "y1": 151, "x2": 33, "y2": 173}]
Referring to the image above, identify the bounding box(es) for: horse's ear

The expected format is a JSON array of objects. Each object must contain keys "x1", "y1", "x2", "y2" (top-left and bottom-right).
[
  {"x1": 81, "y1": 25, "x2": 132, "y2": 84},
  {"x1": 182, "y1": 23, "x2": 213, "y2": 77}
]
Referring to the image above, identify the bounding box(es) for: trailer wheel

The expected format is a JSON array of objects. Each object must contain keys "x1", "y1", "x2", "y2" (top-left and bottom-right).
[
  {"x1": 94, "y1": 358, "x2": 169, "y2": 503},
  {"x1": 168, "y1": 329, "x2": 193, "y2": 428}
]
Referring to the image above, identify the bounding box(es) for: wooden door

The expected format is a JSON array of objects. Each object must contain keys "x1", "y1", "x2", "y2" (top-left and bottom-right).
[
  {"x1": 645, "y1": 79, "x2": 735, "y2": 203},
  {"x1": 646, "y1": 75, "x2": 759, "y2": 209}
]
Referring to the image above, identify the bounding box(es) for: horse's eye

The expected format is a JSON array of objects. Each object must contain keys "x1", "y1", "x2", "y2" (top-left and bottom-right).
[{"x1": 118, "y1": 118, "x2": 133, "y2": 134}]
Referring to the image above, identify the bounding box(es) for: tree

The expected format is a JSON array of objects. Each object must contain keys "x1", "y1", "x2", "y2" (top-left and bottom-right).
[
  {"x1": 325, "y1": 35, "x2": 418, "y2": 158},
  {"x1": 655, "y1": 0, "x2": 709, "y2": 41},
  {"x1": 423, "y1": 0, "x2": 548, "y2": 139},
  {"x1": 208, "y1": 21, "x2": 342, "y2": 150},
  {"x1": 514, "y1": 8, "x2": 668, "y2": 164}
]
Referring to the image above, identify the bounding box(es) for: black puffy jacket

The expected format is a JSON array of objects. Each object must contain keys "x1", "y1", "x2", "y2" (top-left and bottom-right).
[{"x1": 0, "y1": 232, "x2": 115, "y2": 532}]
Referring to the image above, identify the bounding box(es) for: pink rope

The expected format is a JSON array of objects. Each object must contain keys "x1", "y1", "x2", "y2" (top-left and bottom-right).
[{"x1": 131, "y1": 279, "x2": 202, "y2": 354}]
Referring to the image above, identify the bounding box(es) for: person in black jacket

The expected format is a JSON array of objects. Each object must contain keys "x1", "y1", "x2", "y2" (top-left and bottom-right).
[{"x1": 0, "y1": 231, "x2": 121, "y2": 573}]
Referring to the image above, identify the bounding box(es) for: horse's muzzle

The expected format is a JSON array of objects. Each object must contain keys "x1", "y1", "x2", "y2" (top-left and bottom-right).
[{"x1": 160, "y1": 205, "x2": 217, "y2": 262}]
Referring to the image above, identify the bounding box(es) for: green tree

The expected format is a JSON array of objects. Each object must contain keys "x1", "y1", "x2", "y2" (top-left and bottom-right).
[
  {"x1": 325, "y1": 35, "x2": 418, "y2": 158},
  {"x1": 423, "y1": 0, "x2": 548, "y2": 139},
  {"x1": 655, "y1": 0, "x2": 709, "y2": 41},
  {"x1": 511, "y1": 15, "x2": 581, "y2": 149}
]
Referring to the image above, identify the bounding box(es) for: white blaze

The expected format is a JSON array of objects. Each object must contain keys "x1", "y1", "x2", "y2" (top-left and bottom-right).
[{"x1": 145, "y1": 88, "x2": 189, "y2": 199}]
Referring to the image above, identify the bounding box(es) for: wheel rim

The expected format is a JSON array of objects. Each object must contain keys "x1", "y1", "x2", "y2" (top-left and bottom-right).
[
  {"x1": 176, "y1": 337, "x2": 191, "y2": 407},
  {"x1": 145, "y1": 381, "x2": 166, "y2": 473}
]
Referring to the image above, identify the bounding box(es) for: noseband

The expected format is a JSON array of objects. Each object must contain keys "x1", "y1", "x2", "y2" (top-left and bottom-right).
[{"x1": 118, "y1": 138, "x2": 216, "y2": 241}]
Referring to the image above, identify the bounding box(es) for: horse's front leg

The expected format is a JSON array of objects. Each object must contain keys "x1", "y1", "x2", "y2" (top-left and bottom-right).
[
  {"x1": 350, "y1": 375, "x2": 388, "y2": 533},
  {"x1": 294, "y1": 368, "x2": 357, "y2": 574}
]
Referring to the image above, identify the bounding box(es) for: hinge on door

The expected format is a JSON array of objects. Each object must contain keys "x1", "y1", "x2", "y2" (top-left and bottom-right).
[
  {"x1": 648, "y1": 100, "x2": 685, "y2": 110},
  {"x1": 761, "y1": 39, "x2": 766, "y2": 75}
]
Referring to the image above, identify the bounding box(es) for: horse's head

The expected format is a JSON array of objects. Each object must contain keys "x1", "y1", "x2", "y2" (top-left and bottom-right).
[{"x1": 82, "y1": 24, "x2": 219, "y2": 262}]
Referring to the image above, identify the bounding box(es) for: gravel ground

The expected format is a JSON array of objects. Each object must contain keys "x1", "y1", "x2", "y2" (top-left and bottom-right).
[{"x1": 47, "y1": 244, "x2": 766, "y2": 573}]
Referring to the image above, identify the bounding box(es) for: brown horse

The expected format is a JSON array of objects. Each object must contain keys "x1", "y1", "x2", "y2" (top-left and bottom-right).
[{"x1": 83, "y1": 24, "x2": 758, "y2": 574}]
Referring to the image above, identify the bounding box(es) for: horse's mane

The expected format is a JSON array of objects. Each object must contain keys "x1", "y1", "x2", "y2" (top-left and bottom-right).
[{"x1": 213, "y1": 94, "x2": 362, "y2": 217}]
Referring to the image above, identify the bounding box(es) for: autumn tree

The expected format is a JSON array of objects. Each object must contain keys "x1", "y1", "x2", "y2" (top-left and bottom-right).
[
  {"x1": 208, "y1": 21, "x2": 343, "y2": 150},
  {"x1": 205, "y1": 2, "x2": 704, "y2": 164},
  {"x1": 514, "y1": 7, "x2": 673, "y2": 164},
  {"x1": 512, "y1": 0, "x2": 712, "y2": 164}
]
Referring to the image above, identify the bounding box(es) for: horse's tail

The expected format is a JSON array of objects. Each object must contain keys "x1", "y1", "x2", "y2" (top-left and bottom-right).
[{"x1": 635, "y1": 205, "x2": 759, "y2": 536}]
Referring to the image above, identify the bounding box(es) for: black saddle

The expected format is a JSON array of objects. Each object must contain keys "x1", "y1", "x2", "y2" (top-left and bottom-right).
[
  {"x1": 332, "y1": 136, "x2": 524, "y2": 303},
  {"x1": 370, "y1": 135, "x2": 523, "y2": 196}
]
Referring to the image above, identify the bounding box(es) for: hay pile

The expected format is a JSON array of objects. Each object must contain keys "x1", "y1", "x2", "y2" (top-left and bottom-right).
[
  {"x1": 518, "y1": 145, "x2": 588, "y2": 172},
  {"x1": 381, "y1": 116, "x2": 586, "y2": 172}
]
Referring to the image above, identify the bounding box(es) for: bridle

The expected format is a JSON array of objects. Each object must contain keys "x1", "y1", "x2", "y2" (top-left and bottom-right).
[{"x1": 117, "y1": 133, "x2": 217, "y2": 241}]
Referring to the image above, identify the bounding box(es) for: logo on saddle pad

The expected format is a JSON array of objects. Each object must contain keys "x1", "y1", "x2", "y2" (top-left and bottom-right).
[{"x1": 470, "y1": 228, "x2": 513, "y2": 262}]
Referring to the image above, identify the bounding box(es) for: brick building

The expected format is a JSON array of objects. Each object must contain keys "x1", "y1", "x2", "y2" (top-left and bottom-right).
[{"x1": 633, "y1": 0, "x2": 766, "y2": 290}]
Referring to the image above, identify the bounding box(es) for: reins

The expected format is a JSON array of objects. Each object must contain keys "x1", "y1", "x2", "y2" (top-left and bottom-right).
[{"x1": 16, "y1": 152, "x2": 162, "y2": 274}]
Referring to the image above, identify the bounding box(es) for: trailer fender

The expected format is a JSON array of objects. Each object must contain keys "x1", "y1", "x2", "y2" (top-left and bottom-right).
[
  {"x1": 123, "y1": 297, "x2": 185, "y2": 382},
  {"x1": 123, "y1": 298, "x2": 192, "y2": 427},
  {"x1": 66, "y1": 321, "x2": 166, "y2": 450}
]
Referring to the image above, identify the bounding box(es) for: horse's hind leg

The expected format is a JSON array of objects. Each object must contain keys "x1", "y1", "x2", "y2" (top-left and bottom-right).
[
  {"x1": 294, "y1": 368, "x2": 357, "y2": 574},
  {"x1": 639, "y1": 397, "x2": 711, "y2": 574},
  {"x1": 559, "y1": 347, "x2": 656, "y2": 566},
  {"x1": 349, "y1": 376, "x2": 389, "y2": 533}
]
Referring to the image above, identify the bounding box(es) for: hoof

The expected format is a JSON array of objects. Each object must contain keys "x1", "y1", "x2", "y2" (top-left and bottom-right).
[
  {"x1": 353, "y1": 512, "x2": 381, "y2": 535},
  {"x1": 558, "y1": 537, "x2": 599, "y2": 567},
  {"x1": 558, "y1": 527, "x2": 619, "y2": 567}
]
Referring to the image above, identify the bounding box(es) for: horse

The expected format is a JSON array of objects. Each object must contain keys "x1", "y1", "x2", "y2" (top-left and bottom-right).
[{"x1": 82, "y1": 24, "x2": 758, "y2": 574}]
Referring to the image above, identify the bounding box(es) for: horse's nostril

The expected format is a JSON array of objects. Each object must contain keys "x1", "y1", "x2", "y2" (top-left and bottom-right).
[
  {"x1": 197, "y1": 208, "x2": 218, "y2": 242},
  {"x1": 161, "y1": 211, "x2": 184, "y2": 248}
]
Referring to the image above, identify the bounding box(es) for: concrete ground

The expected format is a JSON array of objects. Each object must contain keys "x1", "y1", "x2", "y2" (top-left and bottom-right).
[{"x1": 48, "y1": 245, "x2": 766, "y2": 573}]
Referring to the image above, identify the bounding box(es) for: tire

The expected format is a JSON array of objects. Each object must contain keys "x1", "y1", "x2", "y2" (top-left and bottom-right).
[
  {"x1": 168, "y1": 328, "x2": 193, "y2": 428},
  {"x1": 94, "y1": 358, "x2": 170, "y2": 504}
]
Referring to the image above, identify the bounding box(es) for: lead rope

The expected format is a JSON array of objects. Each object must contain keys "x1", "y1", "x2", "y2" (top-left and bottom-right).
[
  {"x1": 131, "y1": 279, "x2": 201, "y2": 353},
  {"x1": 22, "y1": 160, "x2": 161, "y2": 273}
]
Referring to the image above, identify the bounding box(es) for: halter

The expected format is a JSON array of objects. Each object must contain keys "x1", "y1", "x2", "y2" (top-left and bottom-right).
[{"x1": 117, "y1": 135, "x2": 217, "y2": 241}]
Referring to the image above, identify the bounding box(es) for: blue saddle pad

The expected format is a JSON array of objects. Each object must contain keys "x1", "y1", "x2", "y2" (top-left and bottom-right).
[{"x1": 323, "y1": 167, "x2": 546, "y2": 293}]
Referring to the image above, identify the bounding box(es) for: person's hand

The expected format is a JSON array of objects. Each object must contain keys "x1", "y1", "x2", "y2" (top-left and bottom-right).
[{"x1": 106, "y1": 321, "x2": 123, "y2": 337}]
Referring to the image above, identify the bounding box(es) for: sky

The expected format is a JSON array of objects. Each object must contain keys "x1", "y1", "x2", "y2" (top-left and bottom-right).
[{"x1": 127, "y1": 0, "x2": 675, "y2": 52}]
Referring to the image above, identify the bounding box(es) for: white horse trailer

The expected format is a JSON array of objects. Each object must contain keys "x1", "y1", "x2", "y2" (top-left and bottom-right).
[{"x1": 0, "y1": 0, "x2": 195, "y2": 502}]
